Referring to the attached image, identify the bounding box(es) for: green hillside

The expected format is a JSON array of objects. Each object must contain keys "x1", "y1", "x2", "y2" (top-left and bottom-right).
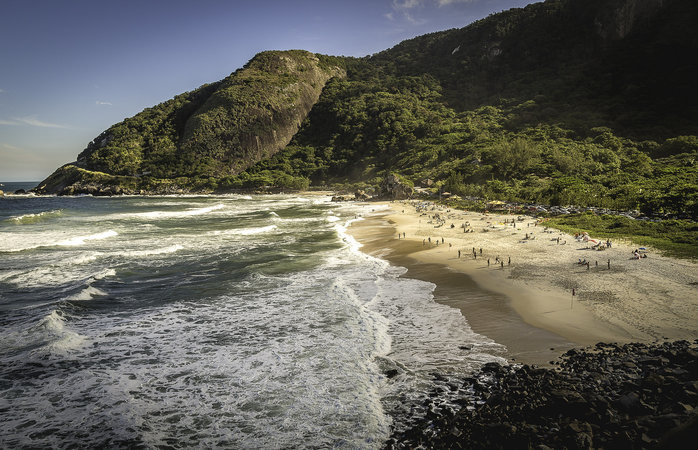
[{"x1": 35, "y1": 0, "x2": 698, "y2": 218}]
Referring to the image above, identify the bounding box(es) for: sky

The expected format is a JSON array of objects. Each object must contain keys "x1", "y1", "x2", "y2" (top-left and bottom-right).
[{"x1": 0, "y1": 0, "x2": 539, "y2": 182}]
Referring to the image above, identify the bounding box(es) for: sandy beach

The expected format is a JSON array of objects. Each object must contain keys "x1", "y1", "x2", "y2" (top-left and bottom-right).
[{"x1": 348, "y1": 200, "x2": 698, "y2": 365}]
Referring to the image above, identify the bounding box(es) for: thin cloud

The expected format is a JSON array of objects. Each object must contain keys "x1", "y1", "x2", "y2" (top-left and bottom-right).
[
  {"x1": 389, "y1": 0, "x2": 479, "y2": 24},
  {"x1": 437, "y1": 0, "x2": 476, "y2": 5},
  {"x1": 390, "y1": 0, "x2": 427, "y2": 25},
  {"x1": 14, "y1": 116, "x2": 68, "y2": 129},
  {"x1": 0, "y1": 88, "x2": 5, "y2": 93},
  {"x1": 1, "y1": 142, "x2": 20, "y2": 150},
  {"x1": 394, "y1": 0, "x2": 421, "y2": 8},
  {"x1": 0, "y1": 116, "x2": 68, "y2": 128},
  {"x1": 96, "y1": 101, "x2": 112, "y2": 106}
]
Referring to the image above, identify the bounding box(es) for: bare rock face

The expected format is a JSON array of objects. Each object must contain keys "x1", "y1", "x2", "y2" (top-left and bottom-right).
[
  {"x1": 594, "y1": 0, "x2": 667, "y2": 41},
  {"x1": 380, "y1": 173, "x2": 413, "y2": 200},
  {"x1": 179, "y1": 51, "x2": 345, "y2": 177}
]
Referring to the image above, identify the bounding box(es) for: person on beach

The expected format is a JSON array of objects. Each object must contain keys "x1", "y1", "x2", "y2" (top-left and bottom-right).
[
  {"x1": 458, "y1": 250, "x2": 461, "y2": 258},
  {"x1": 479, "y1": 248, "x2": 482, "y2": 255},
  {"x1": 488, "y1": 258, "x2": 490, "y2": 266},
  {"x1": 508, "y1": 256, "x2": 511, "y2": 265},
  {"x1": 501, "y1": 261, "x2": 504, "y2": 269},
  {"x1": 608, "y1": 259, "x2": 611, "y2": 269}
]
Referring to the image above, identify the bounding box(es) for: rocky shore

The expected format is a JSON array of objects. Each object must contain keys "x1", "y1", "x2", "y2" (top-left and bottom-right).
[{"x1": 387, "y1": 341, "x2": 697, "y2": 449}]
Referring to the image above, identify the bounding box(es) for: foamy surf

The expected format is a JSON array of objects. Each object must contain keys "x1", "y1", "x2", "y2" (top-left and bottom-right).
[
  {"x1": 132, "y1": 203, "x2": 225, "y2": 219},
  {"x1": 66, "y1": 285, "x2": 107, "y2": 301},
  {"x1": 56, "y1": 230, "x2": 118, "y2": 247},
  {"x1": 209, "y1": 225, "x2": 277, "y2": 236},
  {"x1": 6, "y1": 209, "x2": 63, "y2": 224},
  {"x1": 1, "y1": 193, "x2": 505, "y2": 448},
  {"x1": 0, "y1": 310, "x2": 87, "y2": 356},
  {"x1": 118, "y1": 244, "x2": 184, "y2": 257}
]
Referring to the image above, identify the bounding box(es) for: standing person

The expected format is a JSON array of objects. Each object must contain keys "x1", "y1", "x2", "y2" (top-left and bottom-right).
[
  {"x1": 608, "y1": 259, "x2": 611, "y2": 270},
  {"x1": 479, "y1": 248, "x2": 482, "y2": 255},
  {"x1": 458, "y1": 250, "x2": 461, "y2": 258},
  {"x1": 487, "y1": 258, "x2": 490, "y2": 266},
  {"x1": 508, "y1": 256, "x2": 511, "y2": 265}
]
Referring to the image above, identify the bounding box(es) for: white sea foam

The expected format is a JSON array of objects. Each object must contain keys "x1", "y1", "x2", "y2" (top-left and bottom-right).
[
  {"x1": 56, "y1": 230, "x2": 118, "y2": 247},
  {"x1": 67, "y1": 286, "x2": 107, "y2": 301},
  {"x1": 0, "y1": 194, "x2": 506, "y2": 448},
  {"x1": 34, "y1": 310, "x2": 66, "y2": 333},
  {"x1": 118, "y1": 244, "x2": 184, "y2": 258},
  {"x1": 7, "y1": 209, "x2": 63, "y2": 224},
  {"x1": 132, "y1": 203, "x2": 225, "y2": 219},
  {"x1": 92, "y1": 268, "x2": 116, "y2": 280},
  {"x1": 69, "y1": 252, "x2": 102, "y2": 264},
  {"x1": 0, "y1": 230, "x2": 118, "y2": 253},
  {"x1": 209, "y1": 225, "x2": 277, "y2": 236}
]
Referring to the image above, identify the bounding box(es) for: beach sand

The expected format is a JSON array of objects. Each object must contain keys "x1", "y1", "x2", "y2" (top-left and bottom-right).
[{"x1": 347, "y1": 200, "x2": 698, "y2": 365}]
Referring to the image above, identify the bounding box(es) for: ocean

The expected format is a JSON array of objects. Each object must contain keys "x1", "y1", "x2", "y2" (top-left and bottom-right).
[{"x1": 0, "y1": 186, "x2": 504, "y2": 448}]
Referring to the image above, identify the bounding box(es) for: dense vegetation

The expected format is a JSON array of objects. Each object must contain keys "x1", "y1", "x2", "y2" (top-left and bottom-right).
[
  {"x1": 38, "y1": 0, "x2": 697, "y2": 221},
  {"x1": 547, "y1": 213, "x2": 698, "y2": 259},
  {"x1": 239, "y1": 0, "x2": 697, "y2": 218}
]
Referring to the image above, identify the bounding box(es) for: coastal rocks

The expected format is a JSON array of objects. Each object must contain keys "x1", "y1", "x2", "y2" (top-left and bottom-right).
[
  {"x1": 380, "y1": 173, "x2": 414, "y2": 200},
  {"x1": 331, "y1": 195, "x2": 354, "y2": 202},
  {"x1": 355, "y1": 189, "x2": 370, "y2": 200},
  {"x1": 388, "y1": 340, "x2": 698, "y2": 449},
  {"x1": 331, "y1": 190, "x2": 373, "y2": 202}
]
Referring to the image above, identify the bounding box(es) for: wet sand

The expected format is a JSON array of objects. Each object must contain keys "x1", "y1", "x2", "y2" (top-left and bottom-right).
[{"x1": 351, "y1": 214, "x2": 574, "y2": 366}]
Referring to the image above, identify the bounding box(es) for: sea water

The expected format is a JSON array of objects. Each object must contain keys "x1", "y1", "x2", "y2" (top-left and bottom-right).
[{"x1": 0, "y1": 190, "x2": 504, "y2": 448}]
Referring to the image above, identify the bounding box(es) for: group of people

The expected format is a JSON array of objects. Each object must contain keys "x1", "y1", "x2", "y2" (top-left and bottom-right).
[{"x1": 633, "y1": 249, "x2": 648, "y2": 259}]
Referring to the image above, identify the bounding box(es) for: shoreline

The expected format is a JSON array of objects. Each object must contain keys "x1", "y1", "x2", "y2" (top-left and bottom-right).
[{"x1": 347, "y1": 200, "x2": 698, "y2": 365}]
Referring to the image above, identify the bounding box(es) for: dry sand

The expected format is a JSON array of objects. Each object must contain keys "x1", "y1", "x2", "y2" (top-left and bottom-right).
[{"x1": 347, "y1": 200, "x2": 698, "y2": 365}]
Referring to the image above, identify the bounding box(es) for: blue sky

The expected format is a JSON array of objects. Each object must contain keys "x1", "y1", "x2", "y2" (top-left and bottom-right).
[{"x1": 0, "y1": 0, "x2": 538, "y2": 181}]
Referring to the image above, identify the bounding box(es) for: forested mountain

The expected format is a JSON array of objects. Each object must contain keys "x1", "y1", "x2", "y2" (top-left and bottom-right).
[{"x1": 35, "y1": 0, "x2": 698, "y2": 217}]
